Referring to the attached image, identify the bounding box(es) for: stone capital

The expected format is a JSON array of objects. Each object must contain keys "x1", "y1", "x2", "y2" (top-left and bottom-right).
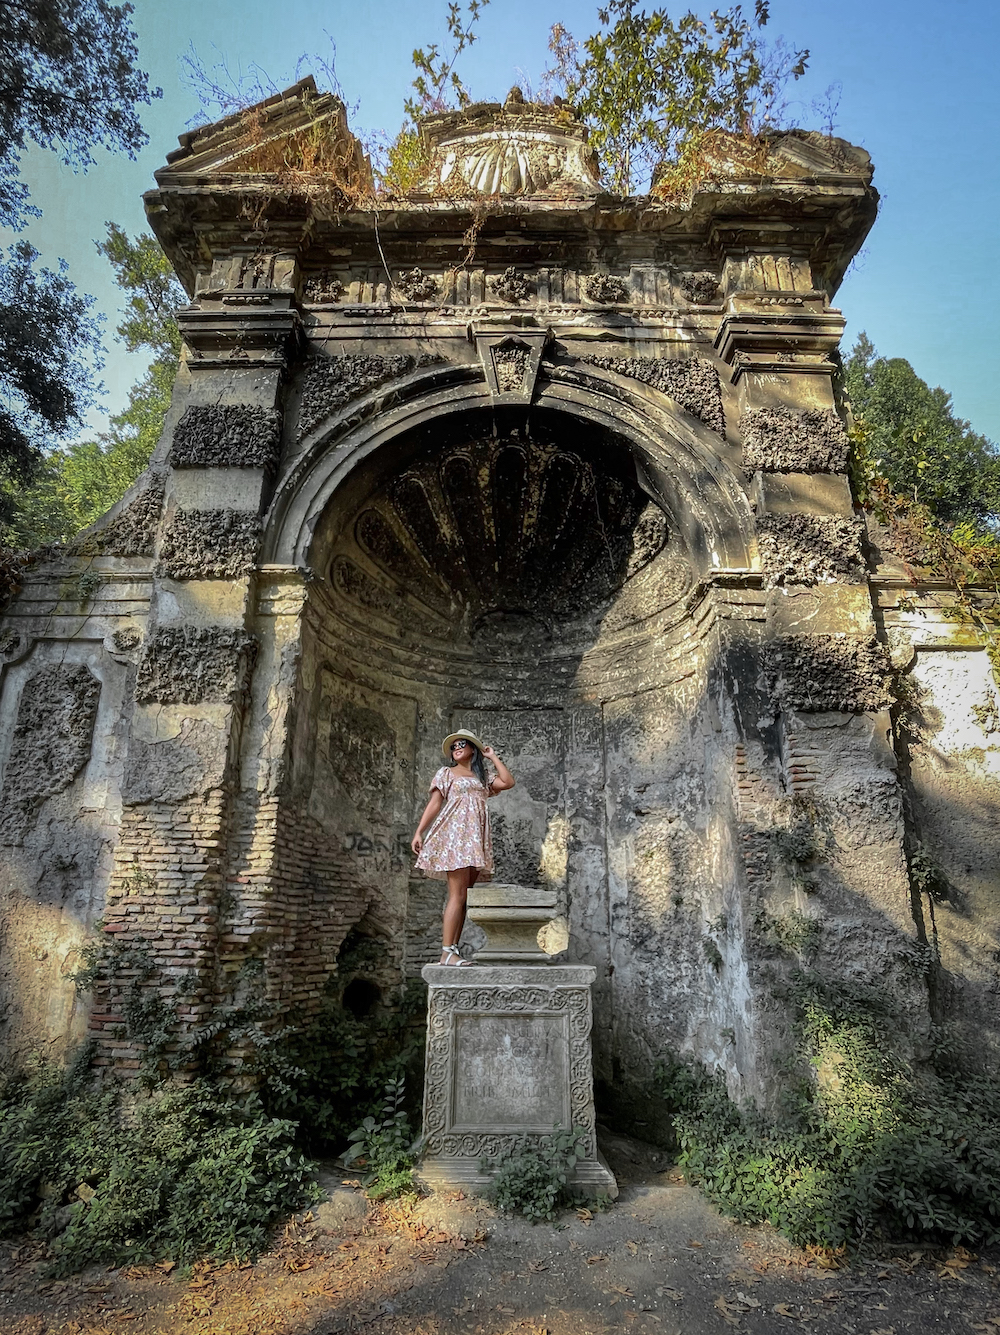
[
  {"x1": 714, "y1": 308, "x2": 846, "y2": 383},
  {"x1": 176, "y1": 303, "x2": 302, "y2": 370}
]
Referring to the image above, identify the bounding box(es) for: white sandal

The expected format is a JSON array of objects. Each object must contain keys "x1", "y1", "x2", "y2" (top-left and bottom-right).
[{"x1": 441, "y1": 944, "x2": 474, "y2": 967}]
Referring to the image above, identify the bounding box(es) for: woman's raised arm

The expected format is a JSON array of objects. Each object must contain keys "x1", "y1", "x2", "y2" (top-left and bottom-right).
[{"x1": 482, "y1": 745, "x2": 515, "y2": 792}]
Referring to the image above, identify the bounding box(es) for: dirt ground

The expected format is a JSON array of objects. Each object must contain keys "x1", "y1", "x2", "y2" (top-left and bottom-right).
[{"x1": 0, "y1": 1131, "x2": 995, "y2": 1335}]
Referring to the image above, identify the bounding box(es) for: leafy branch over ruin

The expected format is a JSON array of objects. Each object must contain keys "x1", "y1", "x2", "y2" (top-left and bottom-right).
[{"x1": 541, "y1": 0, "x2": 809, "y2": 196}]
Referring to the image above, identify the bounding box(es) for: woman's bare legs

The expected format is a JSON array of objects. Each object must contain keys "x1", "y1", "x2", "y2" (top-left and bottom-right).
[{"x1": 440, "y1": 867, "x2": 480, "y2": 963}]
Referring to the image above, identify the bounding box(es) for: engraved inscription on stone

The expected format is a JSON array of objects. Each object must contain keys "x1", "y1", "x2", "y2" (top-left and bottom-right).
[{"x1": 451, "y1": 1011, "x2": 569, "y2": 1130}]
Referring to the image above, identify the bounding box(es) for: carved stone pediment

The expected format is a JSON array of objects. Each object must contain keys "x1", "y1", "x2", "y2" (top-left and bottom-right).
[
  {"x1": 154, "y1": 76, "x2": 371, "y2": 189},
  {"x1": 420, "y1": 102, "x2": 600, "y2": 198}
]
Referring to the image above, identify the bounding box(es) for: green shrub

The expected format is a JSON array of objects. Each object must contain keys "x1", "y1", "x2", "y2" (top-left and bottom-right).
[
  {"x1": 344, "y1": 1076, "x2": 416, "y2": 1200},
  {"x1": 260, "y1": 977, "x2": 426, "y2": 1156},
  {"x1": 657, "y1": 975, "x2": 1000, "y2": 1249},
  {"x1": 481, "y1": 1125, "x2": 589, "y2": 1223},
  {"x1": 0, "y1": 1054, "x2": 321, "y2": 1273},
  {"x1": 0, "y1": 927, "x2": 428, "y2": 1273}
]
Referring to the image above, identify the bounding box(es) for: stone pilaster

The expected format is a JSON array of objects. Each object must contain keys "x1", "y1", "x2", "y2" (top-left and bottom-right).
[{"x1": 93, "y1": 274, "x2": 304, "y2": 1076}]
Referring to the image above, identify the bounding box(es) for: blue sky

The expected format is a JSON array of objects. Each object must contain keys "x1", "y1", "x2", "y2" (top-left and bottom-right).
[{"x1": 10, "y1": 0, "x2": 1000, "y2": 441}]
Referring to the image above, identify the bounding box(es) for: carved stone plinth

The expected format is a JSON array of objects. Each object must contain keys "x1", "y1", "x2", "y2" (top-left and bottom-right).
[
  {"x1": 466, "y1": 884, "x2": 558, "y2": 964},
  {"x1": 418, "y1": 965, "x2": 617, "y2": 1198}
]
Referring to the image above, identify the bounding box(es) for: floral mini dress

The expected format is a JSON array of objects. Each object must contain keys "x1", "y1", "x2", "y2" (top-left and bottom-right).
[{"x1": 415, "y1": 765, "x2": 495, "y2": 881}]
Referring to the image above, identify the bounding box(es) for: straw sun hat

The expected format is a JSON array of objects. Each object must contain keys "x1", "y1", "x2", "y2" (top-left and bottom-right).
[{"x1": 441, "y1": 729, "x2": 487, "y2": 759}]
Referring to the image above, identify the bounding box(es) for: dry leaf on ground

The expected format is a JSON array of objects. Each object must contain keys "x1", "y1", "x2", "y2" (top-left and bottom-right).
[{"x1": 714, "y1": 1296, "x2": 742, "y2": 1326}]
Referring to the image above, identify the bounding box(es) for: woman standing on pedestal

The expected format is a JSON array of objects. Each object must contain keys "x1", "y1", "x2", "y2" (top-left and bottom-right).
[{"x1": 411, "y1": 729, "x2": 515, "y2": 966}]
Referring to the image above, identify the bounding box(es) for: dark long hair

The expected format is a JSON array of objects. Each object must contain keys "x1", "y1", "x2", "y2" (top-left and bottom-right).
[{"x1": 450, "y1": 743, "x2": 488, "y2": 788}]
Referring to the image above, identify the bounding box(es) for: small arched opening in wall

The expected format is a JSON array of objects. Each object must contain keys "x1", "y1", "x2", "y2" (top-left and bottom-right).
[{"x1": 261, "y1": 367, "x2": 756, "y2": 1124}]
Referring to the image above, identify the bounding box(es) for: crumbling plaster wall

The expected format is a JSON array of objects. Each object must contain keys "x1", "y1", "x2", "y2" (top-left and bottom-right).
[
  {"x1": 0, "y1": 327, "x2": 987, "y2": 1112},
  {"x1": 0, "y1": 644, "x2": 131, "y2": 1061},
  {"x1": 287, "y1": 350, "x2": 770, "y2": 1111},
  {"x1": 902, "y1": 646, "x2": 1000, "y2": 1064}
]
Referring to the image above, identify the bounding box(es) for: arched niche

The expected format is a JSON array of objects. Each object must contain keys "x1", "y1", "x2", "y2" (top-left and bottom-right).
[
  {"x1": 261, "y1": 364, "x2": 757, "y2": 1084},
  {"x1": 263, "y1": 361, "x2": 757, "y2": 579}
]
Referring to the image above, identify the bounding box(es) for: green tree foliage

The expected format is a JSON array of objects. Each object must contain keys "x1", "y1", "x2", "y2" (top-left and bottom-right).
[
  {"x1": 0, "y1": 1, "x2": 159, "y2": 512},
  {"x1": 3, "y1": 226, "x2": 183, "y2": 548},
  {"x1": 844, "y1": 333, "x2": 1000, "y2": 530},
  {"x1": 0, "y1": 243, "x2": 104, "y2": 526},
  {"x1": 375, "y1": 1, "x2": 490, "y2": 196},
  {"x1": 543, "y1": 1, "x2": 808, "y2": 195},
  {"x1": 0, "y1": 0, "x2": 159, "y2": 231},
  {"x1": 404, "y1": 0, "x2": 491, "y2": 120}
]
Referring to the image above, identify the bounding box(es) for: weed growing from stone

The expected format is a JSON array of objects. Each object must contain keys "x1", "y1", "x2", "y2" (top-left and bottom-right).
[
  {"x1": 754, "y1": 907, "x2": 821, "y2": 956},
  {"x1": 481, "y1": 1125, "x2": 590, "y2": 1223},
  {"x1": 657, "y1": 972, "x2": 1000, "y2": 1249},
  {"x1": 907, "y1": 842, "x2": 953, "y2": 905},
  {"x1": 344, "y1": 1076, "x2": 417, "y2": 1200}
]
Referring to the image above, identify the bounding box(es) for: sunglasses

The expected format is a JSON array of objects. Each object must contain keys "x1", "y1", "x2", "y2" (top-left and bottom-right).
[{"x1": 450, "y1": 740, "x2": 473, "y2": 751}]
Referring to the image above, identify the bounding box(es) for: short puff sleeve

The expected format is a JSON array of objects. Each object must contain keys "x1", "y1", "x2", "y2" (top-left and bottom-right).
[{"x1": 429, "y1": 766, "x2": 452, "y2": 796}]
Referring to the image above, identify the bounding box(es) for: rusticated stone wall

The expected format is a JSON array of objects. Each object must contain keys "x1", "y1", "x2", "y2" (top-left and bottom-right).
[
  {"x1": 584, "y1": 356, "x2": 725, "y2": 435},
  {"x1": 135, "y1": 627, "x2": 257, "y2": 706},
  {"x1": 741, "y1": 407, "x2": 851, "y2": 473},
  {"x1": 170, "y1": 405, "x2": 283, "y2": 470},
  {"x1": 159, "y1": 510, "x2": 261, "y2": 580},
  {"x1": 764, "y1": 634, "x2": 894, "y2": 713}
]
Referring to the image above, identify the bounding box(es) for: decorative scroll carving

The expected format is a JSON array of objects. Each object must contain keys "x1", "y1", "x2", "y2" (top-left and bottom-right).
[
  {"x1": 741, "y1": 407, "x2": 850, "y2": 474},
  {"x1": 397, "y1": 268, "x2": 437, "y2": 301},
  {"x1": 159, "y1": 510, "x2": 261, "y2": 580},
  {"x1": 297, "y1": 353, "x2": 418, "y2": 440},
  {"x1": 422, "y1": 982, "x2": 597, "y2": 1161},
  {"x1": 490, "y1": 266, "x2": 533, "y2": 303},
  {"x1": 680, "y1": 271, "x2": 720, "y2": 305},
  {"x1": 135, "y1": 627, "x2": 258, "y2": 705},
  {"x1": 585, "y1": 273, "x2": 630, "y2": 304},
  {"x1": 757, "y1": 514, "x2": 866, "y2": 588},
  {"x1": 170, "y1": 405, "x2": 282, "y2": 471},
  {"x1": 583, "y1": 356, "x2": 725, "y2": 436},
  {"x1": 0, "y1": 665, "x2": 101, "y2": 843},
  {"x1": 764, "y1": 634, "x2": 893, "y2": 713}
]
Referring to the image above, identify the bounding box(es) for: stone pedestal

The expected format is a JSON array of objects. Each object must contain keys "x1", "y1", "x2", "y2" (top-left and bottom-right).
[
  {"x1": 418, "y1": 964, "x2": 617, "y2": 1197},
  {"x1": 465, "y1": 883, "x2": 559, "y2": 963}
]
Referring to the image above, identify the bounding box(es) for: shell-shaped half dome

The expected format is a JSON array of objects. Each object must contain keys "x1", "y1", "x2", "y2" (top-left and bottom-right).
[
  {"x1": 419, "y1": 95, "x2": 601, "y2": 199},
  {"x1": 318, "y1": 411, "x2": 695, "y2": 658}
]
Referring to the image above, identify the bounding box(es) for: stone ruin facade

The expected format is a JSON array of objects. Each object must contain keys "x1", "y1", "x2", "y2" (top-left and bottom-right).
[{"x1": 2, "y1": 78, "x2": 999, "y2": 1126}]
